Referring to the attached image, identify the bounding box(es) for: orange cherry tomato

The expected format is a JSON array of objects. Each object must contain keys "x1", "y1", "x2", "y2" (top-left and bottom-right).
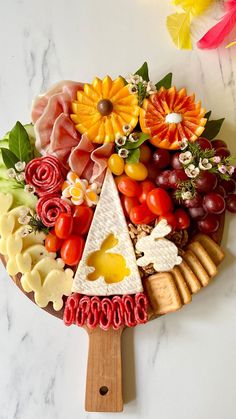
[
  {"x1": 73, "y1": 205, "x2": 94, "y2": 235},
  {"x1": 130, "y1": 202, "x2": 156, "y2": 225},
  {"x1": 138, "y1": 180, "x2": 156, "y2": 203},
  {"x1": 124, "y1": 162, "x2": 148, "y2": 181},
  {"x1": 175, "y1": 209, "x2": 190, "y2": 230},
  {"x1": 55, "y1": 213, "x2": 73, "y2": 239},
  {"x1": 60, "y1": 235, "x2": 85, "y2": 266},
  {"x1": 146, "y1": 188, "x2": 173, "y2": 216},
  {"x1": 159, "y1": 212, "x2": 177, "y2": 231},
  {"x1": 120, "y1": 195, "x2": 140, "y2": 218},
  {"x1": 116, "y1": 175, "x2": 141, "y2": 197},
  {"x1": 45, "y1": 234, "x2": 63, "y2": 252},
  {"x1": 139, "y1": 143, "x2": 152, "y2": 163}
]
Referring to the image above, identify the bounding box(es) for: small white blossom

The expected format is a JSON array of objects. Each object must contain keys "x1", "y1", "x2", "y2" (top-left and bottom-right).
[
  {"x1": 16, "y1": 172, "x2": 25, "y2": 182},
  {"x1": 128, "y1": 133, "x2": 139, "y2": 143},
  {"x1": 19, "y1": 226, "x2": 33, "y2": 237},
  {"x1": 128, "y1": 84, "x2": 138, "y2": 94},
  {"x1": 115, "y1": 135, "x2": 126, "y2": 146},
  {"x1": 218, "y1": 164, "x2": 227, "y2": 174},
  {"x1": 127, "y1": 74, "x2": 143, "y2": 85},
  {"x1": 118, "y1": 148, "x2": 129, "y2": 158},
  {"x1": 227, "y1": 166, "x2": 235, "y2": 175},
  {"x1": 185, "y1": 164, "x2": 200, "y2": 179},
  {"x1": 180, "y1": 138, "x2": 188, "y2": 150},
  {"x1": 181, "y1": 191, "x2": 193, "y2": 200},
  {"x1": 15, "y1": 161, "x2": 26, "y2": 172},
  {"x1": 212, "y1": 156, "x2": 221, "y2": 164},
  {"x1": 179, "y1": 151, "x2": 193, "y2": 165},
  {"x1": 6, "y1": 168, "x2": 16, "y2": 179},
  {"x1": 18, "y1": 214, "x2": 31, "y2": 225},
  {"x1": 24, "y1": 184, "x2": 35, "y2": 194},
  {"x1": 199, "y1": 158, "x2": 212, "y2": 171},
  {"x1": 146, "y1": 81, "x2": 157, "y2": 95},
  {"x1": 122, "y1": 124, "x2": 131, "y2": 135},
  {"x1": 89, "y1": 182, "x2": 101, "y2": 195}
]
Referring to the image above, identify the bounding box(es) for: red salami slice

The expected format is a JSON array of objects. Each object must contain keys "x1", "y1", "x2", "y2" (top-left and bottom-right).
[{"x1": 36, "y1": 194, "x2": 72, "y2": 227}]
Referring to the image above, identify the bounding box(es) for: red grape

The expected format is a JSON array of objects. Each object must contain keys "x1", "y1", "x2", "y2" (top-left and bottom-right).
[
  {"x1": 215, "y1": 148, "x2": 230, "y2": 159},
  {"x1": 188, "y1": 207, "x2": 207, "y2": 220},
  {"x1": 156, "y1": 170, "x2": 171, "y2": 189},
  {"x1": 147, "y1": 163, "x2": 161, "y2": 182},
  {"x1": 195, "y1": 171, "x2": 218, "y2": 193},
  {"x1": 196, "y1": 137, "x2": 212, "y2": 150},
  {"x1": 220, "y1": 179, "x2": 236, "y2": 195},
  {"x1": 169, "y1": 169, "x2": 188, "y2": 189},
  {"x1": 226, "y1": 194, "x2": 236, "y2": 213},
  {"x1": 203, "y1": 193, "x2": 226, "y2": 214},
  {"x1": 197, "y1": 214, "x2": 220, "y2": 234},
  {"x1": 211, "y1": 139, "x2": 227, "y2": 149},
  {"x1": 152, "y1": 149, "x2": 171, "y2": 169},
  {"x1": 214, "y1": 185, "x2": 227, "y2": 198},
  {"x1": 175, "y1": 209, "x2": 190, "y2": 230},
  {"x1": 231, "y1": 167, "x2": 236, "y2": 182},
  {"x1": 183, "y1": 193, "x2": 202, "y2": 208},
  {"x1": 171, "y1": 152, "x2": 183, "y2": 169}
]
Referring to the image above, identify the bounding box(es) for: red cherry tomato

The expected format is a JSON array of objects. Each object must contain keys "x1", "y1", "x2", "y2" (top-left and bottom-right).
[
  {"x1": 138, "y1": 180, "x2": 155, "y2": 203},
  {"x1": 45, "y1": 234, "x2": 63, "y2": 252},
  {"x1": 55, "y1": 213, "x2": 73, "y2": 239},
  {"x1": 116, "y1": 175, "x2": 141, "y2": 197},
  {"x1": 175, "y1": 209, "x2": 190, "y2": 230},
  {"x1": 159, "y1": 212, "x2": 177, "y2": 231},
  {"x1": 60, "y1": 235, "x2": 85, "y2": 266},
  {"x1": 120, "y1": 195, "x2": 140, "y2": 217},
  {"x1": 73, "y1": 205, "x2": 94, "y2": 235},
  {"x1": 146, "y1": 188, "x2": 173, "y2": 216},
  {"x1": 130, "y1": 202, "x2": 156, "y2": 225}
]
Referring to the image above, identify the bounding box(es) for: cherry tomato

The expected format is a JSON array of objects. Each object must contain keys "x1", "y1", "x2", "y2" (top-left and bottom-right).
[
  {"x1": 138, "y1": 180, "x2": 155, "y2": 203},
  {"x1": 120, "y1": 195, "x2": 140, "y2": 217},
  {"x1": 175, "y1": 209, "x2": 190, "y2": 230},
  {"x1": 60, "y1": 235, "x2": 85, "y2": 266},
  {"x1": 73, "y1": 205, "x2": 94, "y2": 235},
  {"x1": 130, "y1": 202, "x2": 156, "y2": 225},
  {"x1": 139, "y1": 144, "x2": 152, "y2": 163},
  {"x1": 45, "y1": 234, "x2": 63, "y2": 252},
  {"x1": 159, "y1": 212, "x2": 177, "y2": 231},
  {"x1": 55, "y1": 213, "x2": 73, "y2": 239},
  {"x1": 108, "y1": 153, "x2": 125, "y2": 176},
  {"x1": 146, "y1": 188, "x2": 173, "y2": 216},
  {"x1": 116, "y1": 175, "x2": 141, "y2": 197},
  {"x1": 124, "y1": 162, "x2": 148, "y2": 181}
]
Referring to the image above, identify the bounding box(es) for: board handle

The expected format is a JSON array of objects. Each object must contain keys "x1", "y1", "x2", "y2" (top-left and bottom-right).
[{"x1": 85, "y1": 326, "x2": 124, "y2": 412}]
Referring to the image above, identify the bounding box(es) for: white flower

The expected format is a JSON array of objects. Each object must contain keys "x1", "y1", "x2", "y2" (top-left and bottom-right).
[
  {"x1": 24, "y1": 184, "x2": 35, "y2": 194},
  {"x1": 18, "y1": 214, "x2": 31, "y2": 225},
  {"x1": 6, "y1": 168, "x2": 16, "y2": 179},
  {"x1": 128, "y1": 133, "x2": 139, "y2": 143},
  {"x1": 118, "y1": 148, "x2": 129, "y2": 158},
  {"x1": 185, "y1": 164, "x2": 200, "y2": 179},
  {"x1": 179, "y1": 151, "x2": 193, "y2": 165},
  {"x1": 227, "y1": 166, "x2": 235, "y2": 175},
  {"x1": 16, "y1": 172, "x2": 25, "y2": 182},
  {"x1": 115, "y1": 135, "x2": 126, "y2": 146},
  {"x1": 122, "y1": 124, "x2": 131, "y2": 135},
  {"x1": 212, "y1": 156, "x2": 221, "y2": 163},
  {"x1": 128, "y1": 84, "x2": 138, "y2": 94},
  {"x1": 146, "y1": 81, "x2": 157, "y2": 95},
  {"x1": 127, "y1": 74, "x2": 143, "y2": 85},
  {"x1": 181, "y1": 191, "x2": 193, "y2": 200},
  {"x1": 180, "y1": 138, "x2": 188, "y2": 150},
  {"x1": 218, "y1": 164, "x2": 227, "y2": 174},
  {"x1": 19, "y1": 226, "x2": 33, "y2": 237},
  {"x1": 15, "y1": 161, "x2": 26, "y2": 172},
  {"x1": 199, "y1": 158, "x2": 212, "y2": 171}
]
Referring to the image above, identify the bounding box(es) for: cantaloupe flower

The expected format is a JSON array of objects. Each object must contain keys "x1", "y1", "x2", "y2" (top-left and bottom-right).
[{"x1": 61, "y1": 171, "x2": 100, "y2": 206}]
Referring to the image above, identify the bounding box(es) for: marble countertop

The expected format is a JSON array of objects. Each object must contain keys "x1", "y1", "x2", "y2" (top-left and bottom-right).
[{"x1": 1, "y1": 1, "x2": 236, "y2": 418}]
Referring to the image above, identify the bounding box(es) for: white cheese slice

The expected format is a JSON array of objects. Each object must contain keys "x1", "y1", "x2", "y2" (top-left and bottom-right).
[{"x1": 72, "y1": 168, "x2": 143, "y2": 296}]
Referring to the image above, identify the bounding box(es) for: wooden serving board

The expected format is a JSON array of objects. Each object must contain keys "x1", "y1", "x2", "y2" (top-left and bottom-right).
[{"x1": 0, "y1": 214, "x2": 225, "y2": 412}]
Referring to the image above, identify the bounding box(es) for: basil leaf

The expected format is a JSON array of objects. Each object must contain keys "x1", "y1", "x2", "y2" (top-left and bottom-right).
[
  {"x1": 1, "y1": 148, "x2": 19, "y2": 169},
  {"x1": 125, "y1": 133, "x2": 150, "y2": 150},
  {"x1": 9, "y1": 121, "x2": 33, "y2": 163},
  {"x1": 155, "y1": 73, "x2": 172, "y2": 90},
  {"x1": 135, "y1": 62, "x2": 149, "y2": 82},
  {"x1": 205, "y1": 110, "x2": 212, "y2": 120},
  {"x1": 203, "y1": 118, "x2": 225, "y2": 140},
  {"x1": 126, "y1": 148, "x2": 140, "y2": 164}
]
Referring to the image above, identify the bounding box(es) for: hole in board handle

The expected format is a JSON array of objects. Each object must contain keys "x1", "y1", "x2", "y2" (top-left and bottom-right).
[{"x1": 99, "y1": 386, "x2": 109, "y2": 396}]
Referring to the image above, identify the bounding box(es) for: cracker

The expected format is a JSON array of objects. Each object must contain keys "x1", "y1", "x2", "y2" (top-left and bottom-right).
[
  {"x1": 183, "y1": 250, "x2": 210, "y2": 287},
  {"x1": 171, "y1": 266, "x2": 192, "y2": 305},
  {"x1": 193, "y1": 234, "x2": 225, "y2": 266},
  {"x1": 187, "y1": 241, "x2": 217, "y2": 278},
  {"x1": 178, "y1": 260, "x2": 202, "y2": 294},
  {"x1": 145, "y1": 272, "x2": 182, "y2": 315}
]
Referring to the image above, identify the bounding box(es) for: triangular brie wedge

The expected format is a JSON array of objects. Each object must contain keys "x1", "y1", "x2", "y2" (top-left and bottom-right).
[{"x1": 72, "y1": 169, "x2": 143, "y2": 296}]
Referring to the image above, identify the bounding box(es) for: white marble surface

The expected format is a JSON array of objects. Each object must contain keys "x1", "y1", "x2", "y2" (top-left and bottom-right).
[{"x1": 1, "y1": 1, "x2": 236, "y2": 418}]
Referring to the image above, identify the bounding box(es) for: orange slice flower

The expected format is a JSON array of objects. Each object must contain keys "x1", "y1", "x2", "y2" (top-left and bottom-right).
[
  {"x1": 139, "y1": 86, "x2": 207, "y2": 150},
  {"x1": 70, "y1": 76, "x2": 139, "y2": 144}
]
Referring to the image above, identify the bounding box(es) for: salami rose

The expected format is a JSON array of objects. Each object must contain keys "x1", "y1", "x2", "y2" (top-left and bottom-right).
[
  {"x1": 25, "y1": 156, "x2": 65, "y2": 197},
  {"x1": 36, "y1": 194, "x2": 71, "y2": 227}
]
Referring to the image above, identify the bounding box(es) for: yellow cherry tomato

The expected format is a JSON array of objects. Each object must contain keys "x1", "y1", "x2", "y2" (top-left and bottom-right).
[
  {"x1": 139, "y1": 143, "x2": 152, "y2": 163},
  {"x1": 124, "y1": 162, "x2": 148, "y2": 181},
  {"x1": 108, "y1": 153, "x2": 125, "y2": 176}
]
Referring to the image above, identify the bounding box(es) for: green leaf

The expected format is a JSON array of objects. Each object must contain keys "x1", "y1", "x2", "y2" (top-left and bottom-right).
[
  {"x1": 203, "y1": 118, "x2": 225, "y2": 141},
  {"x1": 119, "y1": 75, "x2": 128, "y2": 85},
  {"x1": 205, "y1": 110, "x2": 212, "y2": 120},
  {"x1": 1, "y1": 148, "x2": 19, "y2": 169},
  {"x1": 126, "y1": 148, "x2": 140, "y2": 164},
  {"x1": 135, "y1": 62, "x2": 149, "y2": 82},
  {"x1": 125, "y1": 133, "x2": 150, "y2": 150},
  {"x1": 9, "y1": 121, "x2": 33, "y2": 163},
  {"x1": 155, "y1": 72, "x2": 173, "y2": 90}
]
